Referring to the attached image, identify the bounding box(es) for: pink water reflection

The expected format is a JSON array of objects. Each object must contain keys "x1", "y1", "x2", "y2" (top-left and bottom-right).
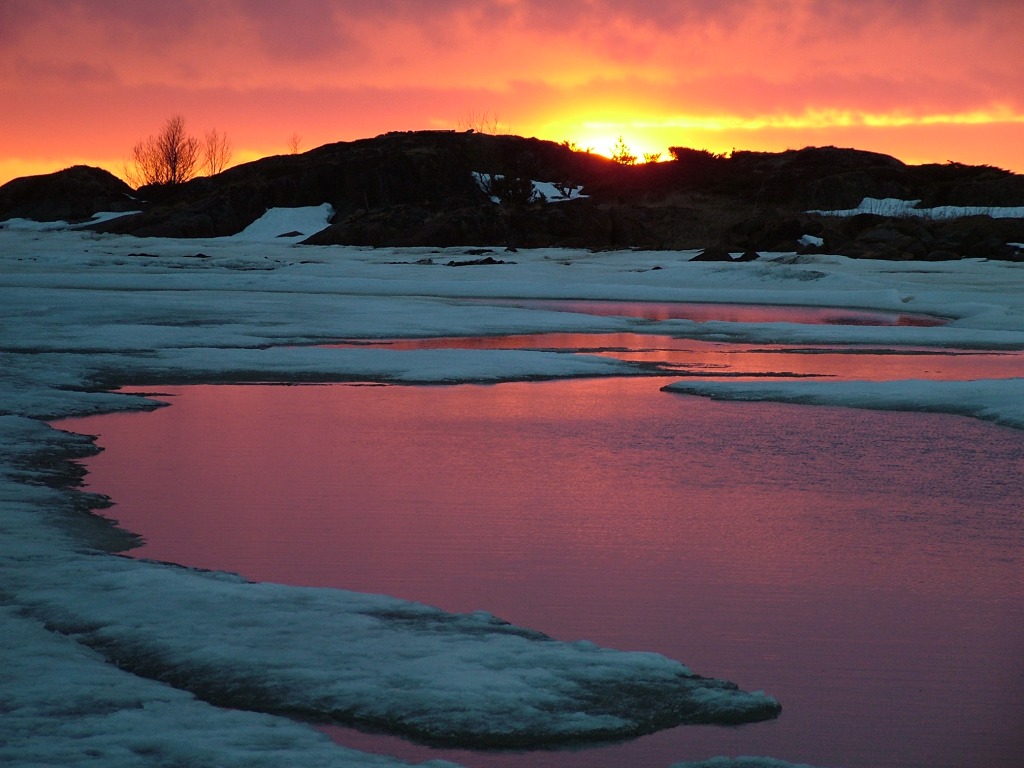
[
  {"x1": 470, "y1": 299, "x2": 945, "y2": 326},
  {"x1": 57, "y1": 379, "x2": 1024, "y2": 768},
  {"x1": 333, "y1": 333, "x2": 1024, "y2": 381}
]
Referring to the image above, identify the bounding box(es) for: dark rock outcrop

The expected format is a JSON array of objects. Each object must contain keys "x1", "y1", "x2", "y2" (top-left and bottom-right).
[
  {"x1": 0, "y1": 165, "x2": 136, "y2": 222},
  {"x1": 5, "y1": 132, "x2": 1022, "y2": 260},
  {"x1": 691, "y1": 246, "x2": 736, "y2": 262},
  {"x1": 91, "y1": 132, "x2": 617, "y2": 239},
  {"x1": 804, "y1": 213, "x2": 1024, "y2": 261}
]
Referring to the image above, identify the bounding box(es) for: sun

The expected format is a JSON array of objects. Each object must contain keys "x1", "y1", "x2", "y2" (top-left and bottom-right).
[
  {"x1": 538, "y1": 112, "x2": 676, "y2": 163},
  {"x1": 567, "y1": 133, "x2": 671, "y2": 163}
]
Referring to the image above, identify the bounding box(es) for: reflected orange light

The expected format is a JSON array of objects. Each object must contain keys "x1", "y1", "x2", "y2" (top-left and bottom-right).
[
  {"x1": 547, "y1": 126, "x2": 670, "y2": 163},
  {"x1": 535, "y1": 106, "x2": 1024, "y2": 172},
  {"x1": 325, "y1": 333, "x2": 1024, "y2": 383}
]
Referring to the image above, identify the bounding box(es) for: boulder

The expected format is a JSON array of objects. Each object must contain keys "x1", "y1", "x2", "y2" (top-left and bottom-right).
[{"x1": 691, "y1": 246, "x2": 736, "y2": 262}]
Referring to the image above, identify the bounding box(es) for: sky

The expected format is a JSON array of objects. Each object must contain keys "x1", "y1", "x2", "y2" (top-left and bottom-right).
[{"x1": 2, "y1": 0, "x2": 1023, "y2": 186}]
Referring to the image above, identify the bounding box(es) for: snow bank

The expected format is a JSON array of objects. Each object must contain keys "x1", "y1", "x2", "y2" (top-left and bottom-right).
[
  {"x1": 473, "y1": 172, "x2": 586, "y2": 203},
  {"x1": 808, "y1": 197, "x2": 1024, "y2": 219},
  {"x1": 228, "y1": 203, "x2": 334, "y2": 241},
  {"x1": 0, "y1": 210, "x2": 142, "y2": 231}
]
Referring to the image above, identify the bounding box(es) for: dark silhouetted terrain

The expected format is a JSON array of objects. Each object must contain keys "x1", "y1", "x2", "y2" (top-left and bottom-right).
[{"x1": 3, "y1": 131, "x2": 1023, "y2": 260}]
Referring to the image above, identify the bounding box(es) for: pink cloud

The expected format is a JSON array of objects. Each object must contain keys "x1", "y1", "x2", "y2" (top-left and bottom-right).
[{"x1": 1, "y1": 0, "x2": 1022, "y2": 182}]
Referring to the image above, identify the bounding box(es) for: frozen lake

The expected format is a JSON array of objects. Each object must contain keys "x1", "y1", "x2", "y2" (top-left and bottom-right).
[
  {"x1": 59, "y1": 352, "x2": 1024, "y2": 768},
  {"x1": 8, "y1": 217, "x2": 1024, "y2": 767}
]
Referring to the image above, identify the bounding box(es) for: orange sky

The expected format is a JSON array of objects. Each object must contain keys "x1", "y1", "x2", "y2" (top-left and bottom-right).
[{"x1": 2, "y1": 0, "x2": 1023, "y2": 186}]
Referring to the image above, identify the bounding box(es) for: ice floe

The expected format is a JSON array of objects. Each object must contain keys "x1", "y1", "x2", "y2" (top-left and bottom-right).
[
  {"x1": 664, "y1": 377, "x2": 1024, "y2": 430},
  {"x1": 9, "y1": 551, "x2": 781, "y2": 747},
  {"x1": 0, "y1": 607, "x2": 440, "y2": 768}
]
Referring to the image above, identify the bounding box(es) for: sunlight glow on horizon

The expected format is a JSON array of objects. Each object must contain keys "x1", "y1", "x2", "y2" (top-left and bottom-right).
[
  {"x1": 2, "y1": 2, "x2": 1022, "y2": 185},
  {"x1": 5, "y1": 102, "x2": 1023, "y2": 188}
]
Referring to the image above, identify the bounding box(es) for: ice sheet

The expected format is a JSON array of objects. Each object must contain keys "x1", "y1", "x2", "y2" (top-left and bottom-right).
[
  {"x1": 2, "y1": 206, "x2": 1022, "y2": 767},
  {"x1": 663, "y1": 377, "x2": 1024, "y2": 430}
]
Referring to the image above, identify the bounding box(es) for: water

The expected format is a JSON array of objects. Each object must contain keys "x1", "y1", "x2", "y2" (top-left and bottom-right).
[
  {"x1": 58, "y1": 373, "x2": 1024, "y2": 768},
  {"x1": 331, "y1": 333, "x2": 1024, "y2": 381},
  {"x1": 48, "y1": 296, "x2": 1023, "y2": 768},
  {"x1": 461, "y1": 299, "x2": 946, "y2": 326}
]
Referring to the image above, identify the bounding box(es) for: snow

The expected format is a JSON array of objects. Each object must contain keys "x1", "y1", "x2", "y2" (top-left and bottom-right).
[
  {"x1": 228, "y1": 203, "x2": 334, "y2": 241},
  {"x1": 0, "y1": 209, "x2": 143, "y2": 231},
  {"x1": 808, "y1": 196, "x2": 1024, "y2": 219},
  {"x1": 0, "y1": 606, "x2": 444, "y2": 768},
  {"x1": 664, "y1": 378, "x2": 1024, "y2": 430},
  {"x1": 473, "y1": 172, "x2": 587, "y2": 203},
  {"x1": 83, "y1": 209, "x2": 145, "y2": 225},
  {"x1": 2, "y1": 204, "x2": 1023, "y2": 767},
  {"x1": 0, "y1": 215, "x2": 79, "y2": 231},
  {"x1": 530, "y1": 178, "x2": 588, "y2": 202}
]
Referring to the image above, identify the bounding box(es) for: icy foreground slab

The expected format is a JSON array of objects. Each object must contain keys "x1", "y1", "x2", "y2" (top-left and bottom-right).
[
  {"x1": 13, "y1": 549, "x2": 780, "y2": 748},
  {"x1": 662, "y1": 378, "x2": 1024, "y2": 430},
  {"x1": 0, "y1": 607, "x2": 446, "y2": 768},
  {"x1": 0, "y1": 414, "x2": 780, "y2": 752}
]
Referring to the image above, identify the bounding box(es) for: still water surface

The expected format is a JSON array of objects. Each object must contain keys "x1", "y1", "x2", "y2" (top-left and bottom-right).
[
  {"x1": 463, "y1": 299, "x2": 946, "y2": 326},
  {"x1": 332, "y1": 333, "x2": 1024, "y2": 381},
  {"x1": 60, "y1": 373, "x2": 1024, "y2": 768},
  {"x1": 54, "y1": 302, "x2": 1023, "y2": 768}
]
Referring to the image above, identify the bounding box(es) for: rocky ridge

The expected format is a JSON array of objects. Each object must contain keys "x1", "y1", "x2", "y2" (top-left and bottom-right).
[{"x1": 2, "y1": 131, "x2": 1022, "y2": 260}]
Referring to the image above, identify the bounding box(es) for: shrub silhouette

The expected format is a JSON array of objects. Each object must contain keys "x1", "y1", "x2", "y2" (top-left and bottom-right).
[
  {"x1": 482, "y1": 174, "x2": 539, "y2": 205},
  {"x1": 611, "y1": 136, "x2": 637, "y2": 166}
]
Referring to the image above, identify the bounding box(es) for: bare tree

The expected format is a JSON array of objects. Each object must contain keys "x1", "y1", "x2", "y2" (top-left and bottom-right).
[
  {"x1": 287, "y1": 133, "x2": 302, "y2": 154},
  {"x1": 125, "y1": 115, "x2": 201, "y2": 187},
  {"x1": 203, "y1": 128, "x2": 232, "y2": 176}
]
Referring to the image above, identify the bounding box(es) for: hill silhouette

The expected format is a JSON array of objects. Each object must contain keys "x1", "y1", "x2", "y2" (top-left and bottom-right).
[
  {"x1": 0, "y1": 165, "x2": 136, "y2": 222},
  {"x1": 2, "y1": 131, "x2": 1023, "y2": 260}
]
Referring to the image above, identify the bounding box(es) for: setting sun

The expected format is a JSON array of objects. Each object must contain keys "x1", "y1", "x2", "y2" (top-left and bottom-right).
[
  {"x1": 541, "y1": 111, "x2": 686, "y2": 163},
  {"x1": 570, "y1": 131, "x2": 665, "y2": 163}
]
